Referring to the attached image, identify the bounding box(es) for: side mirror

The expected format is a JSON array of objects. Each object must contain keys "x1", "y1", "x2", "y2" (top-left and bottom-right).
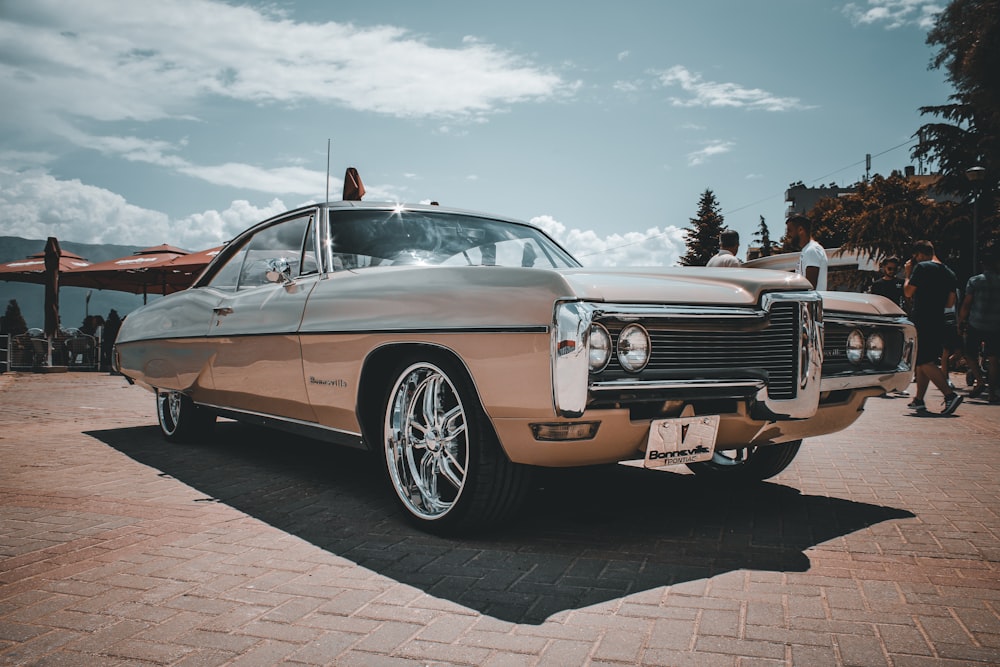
[{"x1": 264, "y1": 257, "x2": 292, "y2": 284}]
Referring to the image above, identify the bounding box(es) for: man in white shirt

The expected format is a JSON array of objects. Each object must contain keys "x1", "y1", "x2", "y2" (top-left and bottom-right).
[
  {"x1": 707, "y1": 229, "x2": 742, "y2": 267},
  {"x1": 786, "y1": 214, "x2": 827, "y2": 290}
]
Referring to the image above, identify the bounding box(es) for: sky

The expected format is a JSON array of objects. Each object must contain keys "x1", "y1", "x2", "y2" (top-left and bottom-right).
[{"x1": 0, "y1": 0, "x2": 955, "y2": 268}]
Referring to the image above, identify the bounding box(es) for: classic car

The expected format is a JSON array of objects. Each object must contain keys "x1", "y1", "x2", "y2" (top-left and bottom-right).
[{"x1": 115, "y1": 201, "x2": 916, "y2": 533}]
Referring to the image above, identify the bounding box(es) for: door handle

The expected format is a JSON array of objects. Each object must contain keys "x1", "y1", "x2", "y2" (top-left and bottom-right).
[{"x1": 213, "y1": 306, "x2": 234, "y2": 316}]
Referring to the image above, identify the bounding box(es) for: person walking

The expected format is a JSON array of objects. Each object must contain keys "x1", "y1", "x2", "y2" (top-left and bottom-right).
[
  {"x1": 903, "y1": 240, "x2": 963, "y2": 415},
  {"x1": 707, "y1": 229, "x2": 742, "y2": 267},
  {"x1": 869, "y1": 256, "x2": 910, "y2": 398},
  {"x1": 958, "y1": 247, "x2": 1000, "y2": 403},
  {"x1": 785, "y1": 214, "x2": 827, "y2": 290}
]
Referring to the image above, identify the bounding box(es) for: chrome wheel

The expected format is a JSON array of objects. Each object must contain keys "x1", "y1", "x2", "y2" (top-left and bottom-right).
[
  {"x1": 384, "y1": 362, "x2": 469, "y2": 521},
  {"x1": 156, "y1": 389, "x2": 215, "y2": 442},
  {"x1": 163, "y1": 392, "x2": 183, "y2": 433},
  {"x1": 686, "y1": 440, "x2": 802, "y2": 482}
]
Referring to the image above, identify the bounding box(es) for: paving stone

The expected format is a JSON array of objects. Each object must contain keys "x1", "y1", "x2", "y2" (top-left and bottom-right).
[{"x1": 1, "y1": 372, "x2": 1000, "y2": 665}]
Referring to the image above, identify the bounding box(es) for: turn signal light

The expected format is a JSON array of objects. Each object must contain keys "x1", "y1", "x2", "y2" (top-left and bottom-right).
[{"x1": 530, "y1": 421, "x2": 601, "y2": 441}]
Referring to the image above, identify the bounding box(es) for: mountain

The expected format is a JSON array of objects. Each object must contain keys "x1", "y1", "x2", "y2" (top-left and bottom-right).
[{"x1": 0, "y1": 236, "x2": 165, "y2": 332}]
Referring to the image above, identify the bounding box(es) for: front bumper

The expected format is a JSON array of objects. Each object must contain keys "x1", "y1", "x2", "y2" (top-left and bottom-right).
[{"x1": 495, "y1": 385, "x2": 884, "y2": 467}]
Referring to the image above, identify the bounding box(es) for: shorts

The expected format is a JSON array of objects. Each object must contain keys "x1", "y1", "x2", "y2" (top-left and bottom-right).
[
  {"x1": 965, "y1": 325, "x2": 1000, "y2": 359},
  {"x1": 915, "y1": 319, "x2": 944, "y2": 366}
]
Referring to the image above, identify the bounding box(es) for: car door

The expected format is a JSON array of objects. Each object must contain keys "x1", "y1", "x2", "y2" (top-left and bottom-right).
[{"x1": 203, "y1": 211, "x2": 320, "y2": 421}]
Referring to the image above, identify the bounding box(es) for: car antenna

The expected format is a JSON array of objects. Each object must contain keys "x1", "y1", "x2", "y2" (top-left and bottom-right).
[{"x1": 325, "y1": 138, "x2": 331, "y2": 204}]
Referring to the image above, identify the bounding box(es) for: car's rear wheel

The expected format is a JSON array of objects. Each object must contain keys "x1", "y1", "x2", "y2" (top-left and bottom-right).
[
  {"x1": 686, "y1": 440, "x2": 802, "y2": 482},
  {"x1": 156, "y1": 389, "x2": 215, "y2": 442},
  {"x1": 381, "y1": 355, "x2": 529, "y2": 533}
]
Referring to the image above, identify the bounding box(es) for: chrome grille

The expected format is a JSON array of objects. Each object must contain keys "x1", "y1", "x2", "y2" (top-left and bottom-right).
[{"x1": 598, "y1": 302, "x2": 799, "y2": 399}]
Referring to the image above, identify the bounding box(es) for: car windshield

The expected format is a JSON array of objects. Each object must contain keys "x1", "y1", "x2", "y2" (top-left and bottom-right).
[{"x1": 326, "y1": 209, "x2": 580, "y2": 270}]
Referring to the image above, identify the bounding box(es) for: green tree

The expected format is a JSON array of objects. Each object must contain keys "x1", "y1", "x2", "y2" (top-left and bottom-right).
[
  {"x1": 911, "y1": 0, "x2": 999, "y2": 252},
  {"x1": 1, "y1": 299, "x2": 28, "y2": 336},
  {"x1": 680, "y1": 189, "x2": 725, "y2": 266},
  {"x1": 810, "y1": 173, "x2": 963, "y2": 264},
  {"x1": 752, "y1": 215, "x2": 780, "y2": 257}
]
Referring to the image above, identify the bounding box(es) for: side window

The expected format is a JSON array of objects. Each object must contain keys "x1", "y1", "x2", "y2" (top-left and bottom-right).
[
  {"x1": 206, "y1": 244, "x2": 250, "y2": 292},
  {"x1": 237, "y1": 215, "x2": 313, "y2": 290},
  {"x1": 300, "y1": 217, "x2": 318, "y2": 275}
]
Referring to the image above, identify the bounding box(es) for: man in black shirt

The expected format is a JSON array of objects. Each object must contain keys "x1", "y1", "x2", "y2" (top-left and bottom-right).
[
  {"x1": 903, "y1": 240, "x2": 963, "y2": 415},
  {"x1": 869, "y1": 256, "x2": 907, "y2": 312}
]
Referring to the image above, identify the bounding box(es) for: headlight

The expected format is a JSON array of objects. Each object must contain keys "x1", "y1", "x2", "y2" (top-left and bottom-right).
[
  {"x1": 866, "y1": 332, "x2": 885, "y2": 365},
  {"x1": 617, "y1": 324, "x2": 651, "y2": 372},
  {"x1": 589, "y1": 323, "x2": 611, "y2": 372},
  {"x1": 846, "y1": 329, "x2": 865, "y2": 365}
]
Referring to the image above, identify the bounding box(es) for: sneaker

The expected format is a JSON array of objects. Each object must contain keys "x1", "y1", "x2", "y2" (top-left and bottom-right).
[
  {"x1": 947, "y1": 379, "x2": 956, "y2": 390},
  {"x1": 969, "y1": 384, "x2": 985, "y2": 399},
  {"x1": 907, "y1": 398, "x2": 927, "y2": 412},
  {"x1": 890, "y1": 389, "x2": 910, "y2": 398},
  {"x1": 942, "y1": 393, "x2": 963, "y2": 415}
]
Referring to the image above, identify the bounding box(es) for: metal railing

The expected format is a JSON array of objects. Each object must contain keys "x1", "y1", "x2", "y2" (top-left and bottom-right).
[{"x1": 4, "y1": 332, "x2": 102, "y2": 371}]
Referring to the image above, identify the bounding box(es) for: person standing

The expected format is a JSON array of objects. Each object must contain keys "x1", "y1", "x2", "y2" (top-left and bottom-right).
[
  {"x1": 869, "y1": 256, "x2": 907, "y2": 311},
  {"x1": 903, "y1": 240, "x2": 963, "y2": 415},
  {"x1": 785, "y1": 214, "x2": 827, "y2": 289},
  {"x1": 707, "y1": 229, "x2": 742, "y2": 267},
  {"x1": 958, "y1": 248, "x2": 1000, "y2": 403}
]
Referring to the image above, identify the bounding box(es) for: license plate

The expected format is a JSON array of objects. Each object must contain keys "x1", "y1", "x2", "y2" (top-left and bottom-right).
[{"x1": 644, "y1": 415, "x2": 720, "y2": 468}]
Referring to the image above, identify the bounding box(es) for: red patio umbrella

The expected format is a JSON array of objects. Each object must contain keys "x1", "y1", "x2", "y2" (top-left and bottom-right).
[
  {"x1": 161, "y1": 245, "x2": 223, "y2": 278},
  {"x1": 62, "y1": 244, "x2": 190, "y2": 301},
  {"x1": 0, "y1": 248, "x2": 91, "y2": 285}
]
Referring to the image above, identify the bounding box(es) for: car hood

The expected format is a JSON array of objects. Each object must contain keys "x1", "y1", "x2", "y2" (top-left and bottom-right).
[
  {"x1": 820, "y1": 290, "x2": 907, "y2": 317},
  {"x1": 558, "y1": 267, "x2": 813, "y2": 306}
]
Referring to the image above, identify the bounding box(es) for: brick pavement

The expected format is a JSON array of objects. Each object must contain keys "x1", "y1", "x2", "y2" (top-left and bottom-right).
[{"x1": 0, "y1": 371, "x2": 998, "y2": 666}]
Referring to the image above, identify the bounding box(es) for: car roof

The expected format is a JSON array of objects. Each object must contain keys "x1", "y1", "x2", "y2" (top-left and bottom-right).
[{"x1": 268, "y1": 200, "x2": 531, "y2": 226}]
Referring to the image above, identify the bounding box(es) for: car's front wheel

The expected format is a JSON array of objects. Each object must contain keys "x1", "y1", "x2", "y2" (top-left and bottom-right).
[
  {"x1": 381, "y1": 355, "x2": 529, "y2": 533},
  {"x1": 686, "y1": 440, "x2": 802, "y2": 482},
  {"x1": 156, "y1": 389, "x2": 216, "y2": 442}
]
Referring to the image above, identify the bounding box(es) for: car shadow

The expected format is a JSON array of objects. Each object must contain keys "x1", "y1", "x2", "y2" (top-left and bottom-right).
[{"x1": 88, "y1": 422, "x2": 914, "y2": 625}]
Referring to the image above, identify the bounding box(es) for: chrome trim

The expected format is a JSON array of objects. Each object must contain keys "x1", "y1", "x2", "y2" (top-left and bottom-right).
[
  {"x1": 758, "y1": 292, "x2": 823, "y2": 418},
  {"x1": 591, "y1": 378, "x2": 766, "y2": 392},
  {"x1": 200, "y1": 402, "x2": 365, "y2": 448},
  {"x1": 825, "y1": 313, "x2": 912, "y2": 328},
  {"x1": 820, "y1": 371, "x2": 909, "y2": 391},
  {"x1": 590, "y1": 303, "x2": 765, "y2": 321},
  {"x1": 552, "y1": 301, "x2": 595, "y2": 417}
]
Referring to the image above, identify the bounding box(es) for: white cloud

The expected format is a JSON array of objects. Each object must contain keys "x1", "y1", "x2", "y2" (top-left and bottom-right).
[
  {"x1": 655, "y1": 66, "x2": 809, "y2": 112},
  {"x1": 687, "y1": 140, "x2": 735, "y2": 166},
  {"x1": 170, "y1": 199, "x2": 289, "y2": 249},
  {"x1": 530, "y1": 215, "x2": 686, "y2": 267},
  {"x1": 177, "y1": 163, "x2": 322, "y2": 195},
  {"x1": 0, "y1": 167, "x2": 287, "y2": 249},
  {"x1": 0, "y1": 165, "x2": 690, "y2": 265},
  {"x1": 0, "y1": 0, "x2": 572, "y2": 124},
  {"x1": 0, "y1": 167, "x2": 173, "y2": 246},
  {"x1": 843, "y1": 0, "x2": 943, "y2": 29},
  {"x1": 613, "y1": 80, "x2": 643, "y2": 94}
]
